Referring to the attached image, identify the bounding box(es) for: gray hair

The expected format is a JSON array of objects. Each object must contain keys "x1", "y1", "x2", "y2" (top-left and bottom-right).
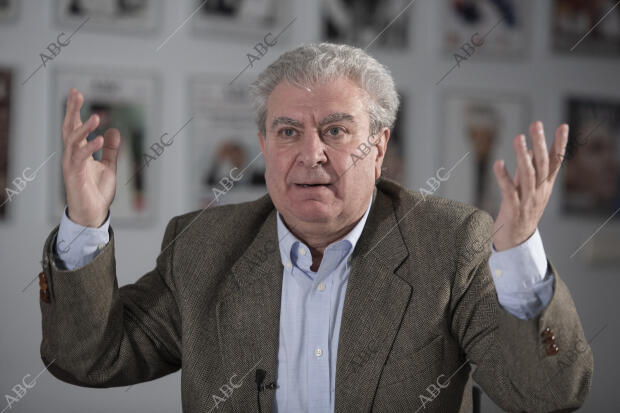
[{"x1": 248, "y1": 42, "x2": 400, "y2": 137}]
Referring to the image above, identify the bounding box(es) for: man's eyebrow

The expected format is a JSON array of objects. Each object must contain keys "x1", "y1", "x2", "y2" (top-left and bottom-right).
[
  {"x1": 318, "y1": 112, "x2": 355, "y2": 127},
  {"x1": 269, "y1": 113, "x2": 355, "y2": 131},
  {"x1": 271, "y1": 117, "x2": 303, "y2": 130}
]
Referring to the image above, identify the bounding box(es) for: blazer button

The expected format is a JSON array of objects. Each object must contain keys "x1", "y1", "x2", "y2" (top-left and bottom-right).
[
  {"x1": 38, "y1": 272, "x2": 51, "y2": 303},
  {"x1": 541, "y1": 327, "x2": 553, "y2": 339},
  {"x1": 546, "y1": 343, "x2": 559, "y2": 356},
  {"x1": 543, "y1": 334, "x2": 556, "y2": 345}
]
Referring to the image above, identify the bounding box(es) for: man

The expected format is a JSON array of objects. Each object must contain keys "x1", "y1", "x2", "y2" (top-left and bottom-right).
[{"x1": 38, "y1": 43, "x2": 592, "y2": 412}]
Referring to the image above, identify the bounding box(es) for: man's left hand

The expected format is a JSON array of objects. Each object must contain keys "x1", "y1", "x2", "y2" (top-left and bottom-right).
[{"x1": 491, "y1": 121, "x2": 568, "y2": 251}]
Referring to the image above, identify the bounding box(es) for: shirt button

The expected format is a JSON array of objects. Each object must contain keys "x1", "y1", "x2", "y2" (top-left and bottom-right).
[
  {"x1": 314, "y1": 347, "x2": 323, "y2": 358},
  {"x1": 317, "y1": 282, "x2": 326, "y2": 292},
  {"x1": 286, "y1": 262, "x2": 292, "y2": 270},
  {"x1": 299, "y1": 247, "x2": 306, "y2": 256},
  {"x1": 494, "y1": 269, "x2": 502, "y2": 277}
]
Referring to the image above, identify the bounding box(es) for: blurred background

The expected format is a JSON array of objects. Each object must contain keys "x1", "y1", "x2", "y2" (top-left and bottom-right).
[{"x1": 0, "y1": 0, "x2": 619, "y2": 411}]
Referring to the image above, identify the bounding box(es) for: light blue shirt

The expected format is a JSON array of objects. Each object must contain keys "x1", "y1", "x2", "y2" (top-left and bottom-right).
[
  {"x1": 273, "y1": 196, "x2": 372, "y2": 412},
  {"x1": 54, "y1": 198, "x2": 554, "y2": 413}
]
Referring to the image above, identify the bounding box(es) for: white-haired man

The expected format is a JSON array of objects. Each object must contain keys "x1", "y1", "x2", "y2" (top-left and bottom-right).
[{"x1": 38, "y1": 43, "x2": 592, "y2": 412}]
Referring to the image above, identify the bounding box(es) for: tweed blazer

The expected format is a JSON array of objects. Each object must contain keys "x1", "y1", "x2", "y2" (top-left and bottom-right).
[{"x1": 38, "y1": 177, "x2": 592, "y2": 412}]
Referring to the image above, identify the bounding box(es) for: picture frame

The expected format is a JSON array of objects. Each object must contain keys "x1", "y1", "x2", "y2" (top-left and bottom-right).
[
  {"x1": 440, "y1": 0, "x2": 531, "y2": 58},
  {"x1": 438, "y1": 90, "x2": 530, "y2": 218},
  {"x1": 322, "y1": 0, "x2": 412, "y2": 50},
  {"x1": 51, "y1": 66, "x2": 160, "y2": 225},
  {"x1": 188, "y1": 75, "x2": 267, "y2": 209},
  {"x1": 561, "y1": 95, "x2": 620, "y2": 218},
  {"x1": 192, "y1": 0, "x2": 289, "y2": 41},
  {"x1": 552, "y1": 0, "x2": 620, "y2": 57},
  {"x1": 54, "y1": 0, "x2": 161, "y2": 34}
]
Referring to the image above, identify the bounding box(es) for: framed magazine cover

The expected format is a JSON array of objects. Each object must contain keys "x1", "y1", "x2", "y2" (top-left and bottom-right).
[
  {"x1": 561, "y1": 96, "x2": 620, "y2": 217},
  {"x1": 322, "y1": 0, "x2": 412, "y2": 50},
  {"x1": 188, "y1": 75, "x2": 267, "y2": 209},
  {"x1": 54, "y1": 0, "x2": 161, "y2": 34},
  {"x1": 552, "y1": 0, "x2": 620, "y2": 56},
  {"x1": 561, "y1": 96, "x2": 620, "y2": 264},
  {"x1": 438, "y1": 90, "x2": 530, "y2": 218},
  {"x1": 192, "y1": 0, "x2": 290, "y2": 40},
  {"x1": 51, "y1": 67, "x2": 160, "y2": 225},
  {"x1": 440, "y1": 0, "x2": 531, "y2": 58}
]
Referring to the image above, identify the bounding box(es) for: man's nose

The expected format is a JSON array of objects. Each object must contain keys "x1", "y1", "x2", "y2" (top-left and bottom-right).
[{"x1": 298, "y1": 131, "x2": 327, "y2": 167}]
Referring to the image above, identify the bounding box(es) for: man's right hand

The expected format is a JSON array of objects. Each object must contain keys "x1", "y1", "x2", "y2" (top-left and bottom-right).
[{"x1": 62, "y1": 88, "x2": 121, "y2": 228}]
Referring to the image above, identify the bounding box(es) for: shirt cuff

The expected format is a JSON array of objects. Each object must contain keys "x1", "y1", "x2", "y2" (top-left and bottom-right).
[
  {"x1": 54, "y1": 206, "x2": 110, "y2": 271},
  {"x1": 489, "y1": 227, "x2": 548, "y2": 290},
  {"x1": 488, "y1": 227, "x2": 554, "y2": 319}
]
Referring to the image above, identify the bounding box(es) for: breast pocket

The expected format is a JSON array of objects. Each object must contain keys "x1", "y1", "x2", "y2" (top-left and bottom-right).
[{"x1": 378, "y1": 333, "x2": 444, "y2": 388}]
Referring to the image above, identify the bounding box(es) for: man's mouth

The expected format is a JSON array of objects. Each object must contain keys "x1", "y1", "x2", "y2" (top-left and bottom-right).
[{"x1": 295, "y1": 183, "x2": 331, "y2": 188}]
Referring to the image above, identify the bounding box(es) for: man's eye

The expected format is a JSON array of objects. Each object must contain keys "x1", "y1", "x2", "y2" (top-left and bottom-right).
[
  {"x1": 280, "y1": 128, "x2": 296, "y2": 137},
  {"x1": 326, "y1": 127, "x2": 342, "y2": 137}
]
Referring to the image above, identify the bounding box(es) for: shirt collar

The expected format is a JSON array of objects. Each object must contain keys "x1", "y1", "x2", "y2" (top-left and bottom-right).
[{"x1": 276, "y1": 192, "x2": 374, "y2": 273}]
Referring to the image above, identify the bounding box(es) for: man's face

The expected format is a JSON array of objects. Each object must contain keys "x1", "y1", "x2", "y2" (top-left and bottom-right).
[{"x1": 258, "y1": 76, "x2": 389, "y2": 236}]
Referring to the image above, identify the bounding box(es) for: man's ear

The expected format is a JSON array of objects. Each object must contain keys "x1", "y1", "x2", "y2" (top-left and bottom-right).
[
  {"x1": 374, "y1": 127, "x2": 390, "y2": 179},
  {"x1": 258, "y1": 131, "x2": 266, "y2": 154}
]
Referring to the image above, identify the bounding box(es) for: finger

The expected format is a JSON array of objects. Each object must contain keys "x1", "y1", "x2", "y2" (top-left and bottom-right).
[
  {"x1": 530, "y1": 121, "x2": 549, "y2": 186},
  {"x1": 61, "y1": 89, "x2": 76, "y2": 140},
  {"x1": 514, "y1": 162, "x2": 520, "y2": 188},
  {"x1": 547, "y1": 124, "x2": 569, "y2": 183},
  {"x1": 514, "y1": 133, "x2": 535, "y2": 200},
  {"x1": 493, "y1": 159, "x2": 519, "y2": 205},
  {"x1": 72, "y1": 135, "x2": 104, "y2": 165},
  {"x1": 67, "y1": 114, "x2": 100, "y2": 151},
  {"x1": 101, "y1": 128, "x2": 121, "y2": 173},
  {"x1": 69, "y1": 89, "x2": 84, "y2": 130},
  {"x1": 62, "y1": 88, "x2": 84, "y2": 139}
]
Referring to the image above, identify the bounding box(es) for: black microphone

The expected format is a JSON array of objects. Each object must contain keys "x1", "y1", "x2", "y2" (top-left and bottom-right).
[
  {"x1": 255, "y1": 369, "x2": 266, "y2": 391},
  {"x1": 255, "y1": 369, "x2": 277, "y2": 391},
  {"x1": 255, "y1": 369, "x2": 278, "y2": 413}
]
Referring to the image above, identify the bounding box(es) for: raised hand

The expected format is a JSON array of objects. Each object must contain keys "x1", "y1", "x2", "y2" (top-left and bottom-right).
[
  {"x1": 61, "y1": 88, "x2": 121, "y2": 227},
  {"x1": 491, "y1": 121, "x2": 568, "y2": 251}
]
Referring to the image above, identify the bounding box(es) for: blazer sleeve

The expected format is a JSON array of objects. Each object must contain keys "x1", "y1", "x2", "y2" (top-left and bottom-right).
[
  {"x1": 38, "y1": 217, "x2": 182, "y2": 387},
  {"x1": 450, "y1": 209, "x2": 593, "y2": 412}
]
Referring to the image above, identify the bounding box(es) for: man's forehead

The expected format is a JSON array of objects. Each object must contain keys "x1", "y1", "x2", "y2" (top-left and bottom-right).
[{"x1": 267, "y1": 78, "x2": 366, "y2": 109}]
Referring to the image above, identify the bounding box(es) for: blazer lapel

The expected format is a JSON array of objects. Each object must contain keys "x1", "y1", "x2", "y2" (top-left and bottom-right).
[
  {"x1": 214, "y1": 185, "x2": 413, "y2": 413},
  {"x1": 334, "y1": 189, "x2": 413, "y2": 412},
  {"x1": 216, "y1": 209, "x2": 282, "y2": 413}
]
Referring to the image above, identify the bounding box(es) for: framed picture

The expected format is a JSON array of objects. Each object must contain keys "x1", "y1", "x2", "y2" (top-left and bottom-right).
[
  {"x1": 192, "y1": 0, "x2": 288, "y2": 40},
  {"x1": 0, "y1": 69, "x2": 11, "y2": 220},
  {"x1": 51, "y1": 67, "x2": 159, "y2": 224},
  {"x1": 382, "y1": 91, "x2": 407, "y2": 185},
  {"x1": 54, "y1": 0, "x2": 161, "y2": 34},
  {"x1": 322, "y1": 0, "x2": 411, "y2": 50},
  {"x1": 0, "y1": 0, "x2": 19, "y2": 22},
  {"x1": 188, "y1": 76, "x2": 266, "y2": 209},
  {"x1": 441, "y1": 0, "x2": 530, "y2": 58},
  {"x1": 439, "y1": 91, "x2": 529, "y2": 218},
  {"x1": 561, "y1": 96, "x2": 620, "y2": 217},
  {"x1": 552, "y1": 0, "x2": 620, "y2": 56}
]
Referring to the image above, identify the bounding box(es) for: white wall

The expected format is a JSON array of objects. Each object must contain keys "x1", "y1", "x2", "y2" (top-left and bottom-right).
[{"x1": 0, "y1": 0, "x2": 618, "y2": 411}]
